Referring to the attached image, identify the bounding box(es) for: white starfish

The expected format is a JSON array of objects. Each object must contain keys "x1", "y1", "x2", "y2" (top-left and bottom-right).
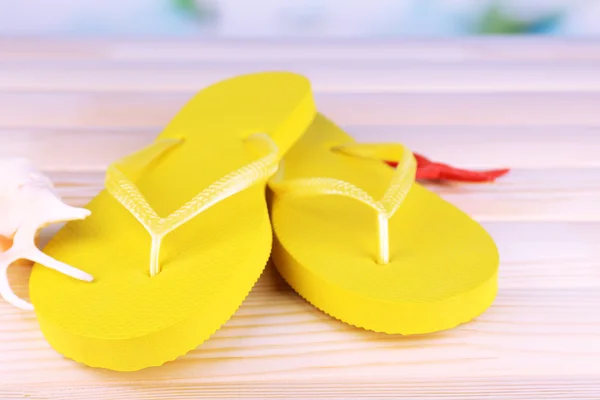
[{"x1": 0, "y1": 158, "x2": 93, "y2": 310}]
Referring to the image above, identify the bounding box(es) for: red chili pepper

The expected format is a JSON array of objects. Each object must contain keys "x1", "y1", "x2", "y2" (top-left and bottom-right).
[{"x1": 386, "y1": 153, "x2": 509, "y2": 183}]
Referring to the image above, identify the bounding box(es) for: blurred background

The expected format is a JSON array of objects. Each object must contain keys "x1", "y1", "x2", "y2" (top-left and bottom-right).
[{"x1": 1, "y1": 0, "x2": 599, "y2": 38}]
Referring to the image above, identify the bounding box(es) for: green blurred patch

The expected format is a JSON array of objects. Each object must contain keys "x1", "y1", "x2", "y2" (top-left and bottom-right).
[
  {"x1": 173, "y1": 0, "x2": 217, "y2": 21},
  {"x1": 477, "y1": 3, "x2": 562, "y2": 34}
]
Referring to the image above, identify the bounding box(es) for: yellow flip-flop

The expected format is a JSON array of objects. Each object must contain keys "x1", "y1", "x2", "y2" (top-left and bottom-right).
[
  {"x1": 28, "y1": 72, "x2": 315, "y2": 371},
  {"x1": 269, "y1": 114, "x2": 498, "y2": 335}
]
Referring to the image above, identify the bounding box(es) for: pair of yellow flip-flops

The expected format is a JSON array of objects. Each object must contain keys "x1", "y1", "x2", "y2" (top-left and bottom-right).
[{"x1": 19, "y1": 73, "x2": 497, "y2": 371}]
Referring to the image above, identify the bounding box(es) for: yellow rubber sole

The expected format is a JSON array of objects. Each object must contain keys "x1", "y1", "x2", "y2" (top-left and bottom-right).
[
  {"x1": 30, "y1": 72, "x2": 316, "y2": 371},
  {"x1": 270, "y1": 114, "x2": 499, "y2": 335}
]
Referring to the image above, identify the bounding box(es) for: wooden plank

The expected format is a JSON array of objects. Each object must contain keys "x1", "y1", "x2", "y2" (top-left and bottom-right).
[
  {"x1": 2, "y1": 222, "x2": 599, "y2": 398},
  {"x1": 1, "y1": 126, "x2": 598, "y2": 170},
  {"x1": 3, "y1": 379, "x2": 600, "y2": 400},
  {"x1": 1, "y1": 92, "x2": 600, "y2": 128},
  {"x1": 3, "y1": 38, "x2": 600, "y2": 62},
  {"x1": 2, "y1": 60, "x2": 600, "y2": 93},
  {"x1": 31, "y1": 167, "x2": 600, "y2": 222},
  {"x1": 432, "y1": 168, "x2": 600, "y2": 222}
]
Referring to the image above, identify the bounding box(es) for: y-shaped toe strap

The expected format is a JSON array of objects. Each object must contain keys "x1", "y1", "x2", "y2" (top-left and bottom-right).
[
  {"x1": 270, "y1": 143, "x2": 416, "y2": 265},
  {"x1": 106, "y1": 133, "x2": 279, "y2": 277}
]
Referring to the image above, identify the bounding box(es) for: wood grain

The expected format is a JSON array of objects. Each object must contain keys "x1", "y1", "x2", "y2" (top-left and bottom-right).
[
  {"x1": 3, "y1": 38, "x2": 600, "y2": 62},
  {"x1": 2, "y1": 92, "x2": 600, "y2": 128},
  {"x1": 0, "y1": 39, "x2": 599, "y2": 399},
  {"x1": 2, "y1": 126, "x2": 599, "y2": 170},
  {"x1": 3, "y1": 60, "x2": 600, "y2": 93},
  {"x1": 34, "y1": 168, "x2": 600, "y2": 222}
]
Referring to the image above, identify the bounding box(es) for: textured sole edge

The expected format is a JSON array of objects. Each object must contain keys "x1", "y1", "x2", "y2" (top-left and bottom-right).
[
  {"x1": 36, "y1": 252, "x2": 272, "y2": 372},
  {"x1": 271, "y1": 234, "x2": 498, "y2": 335}
]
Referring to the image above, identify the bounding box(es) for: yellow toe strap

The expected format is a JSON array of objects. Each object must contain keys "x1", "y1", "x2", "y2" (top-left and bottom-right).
[
  {"x1": 106, "y1": 133, "x2": 279, "y2": 276},
  {"x1": 270, "y1": 143, "x2": 416, "y2": 264}
]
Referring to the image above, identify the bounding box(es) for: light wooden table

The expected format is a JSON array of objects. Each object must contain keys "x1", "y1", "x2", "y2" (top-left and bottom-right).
[{"x1": 1, "y1": 38, "x2": 599, "y2": 399}]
